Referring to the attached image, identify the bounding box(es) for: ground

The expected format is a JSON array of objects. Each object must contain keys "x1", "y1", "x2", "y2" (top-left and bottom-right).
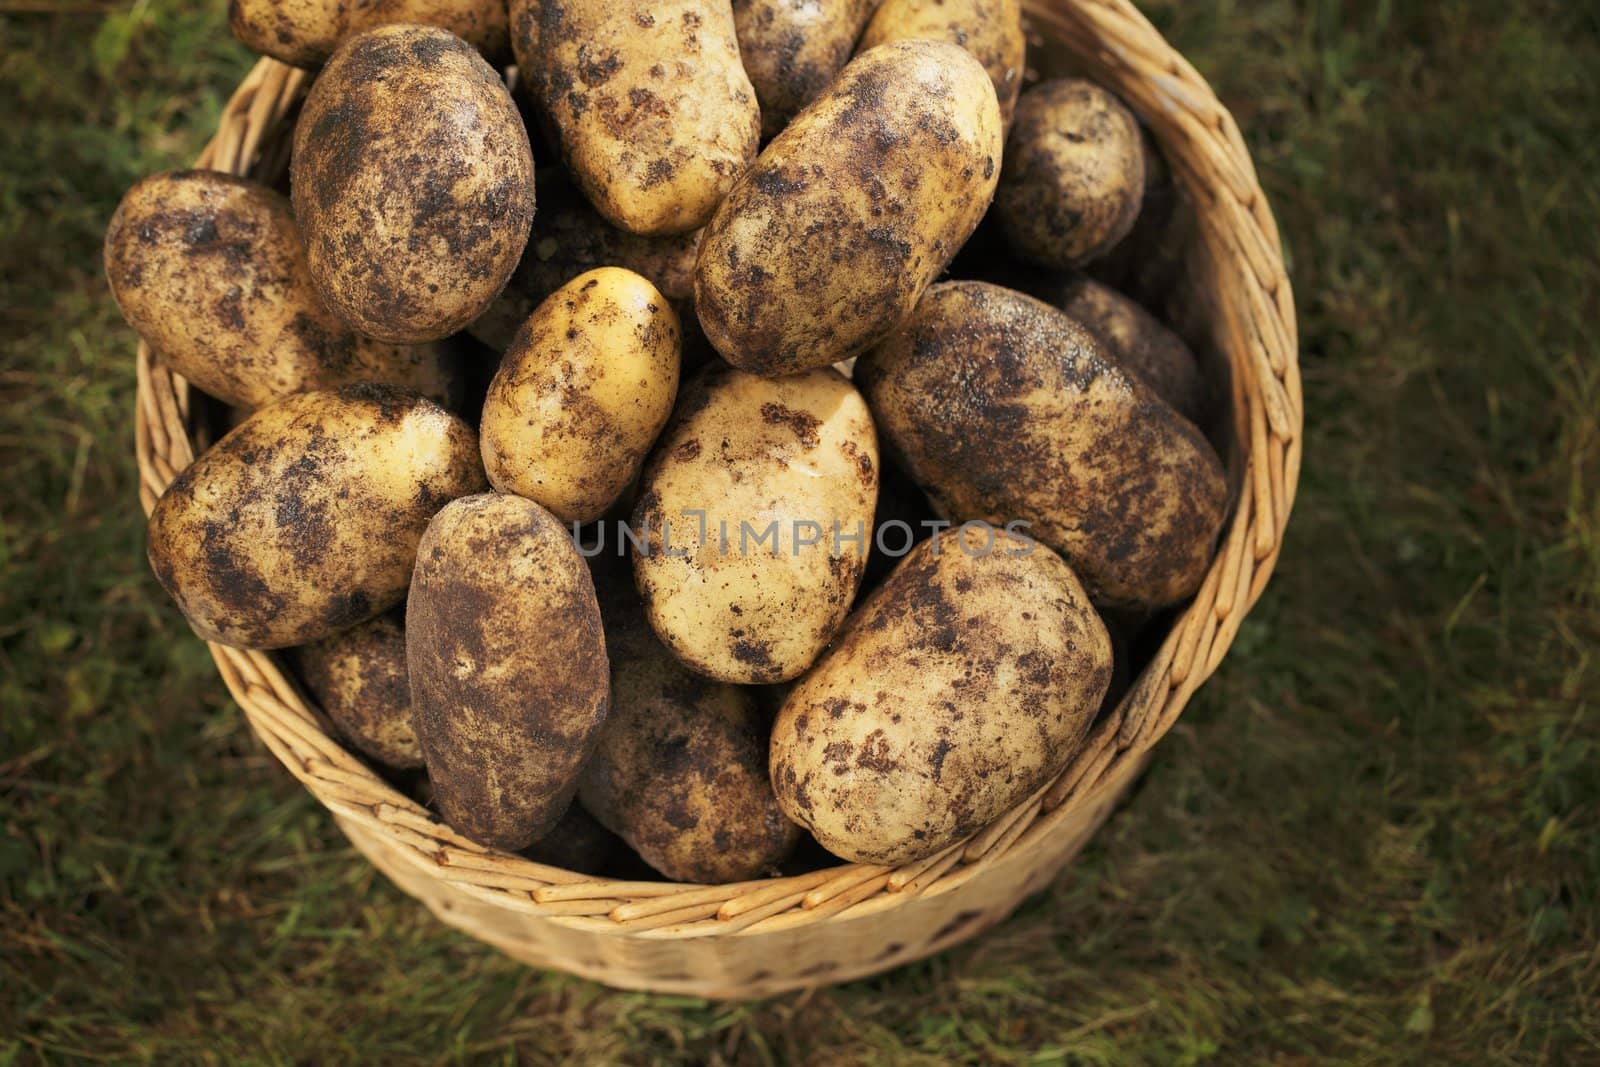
[{"x1": 2, "y1": 0, "x2": 1597, "y2": 1063}]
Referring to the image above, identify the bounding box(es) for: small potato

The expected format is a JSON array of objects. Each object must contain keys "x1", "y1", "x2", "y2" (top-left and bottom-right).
[
  {"x1": 996, "y1": 78, "x2": 1145, "y2": 269},
  {"x1": 105, "y1": 170, "x2": 462, "y2": 410},
  {"x1": 480, "y1": 268, "x2": 681, "y2": 523},
  {"x1": 292, "y1": 25, "x2": 535, "y2": 343},
  {"x1": 229, "y1": 0, "x2": 509, "y2": 68},
  {"x1": 468, "y1": 172, "x2": 702, "y2": 351},
  {"x1": 147, "y1": 385, "x2": 486, "y2": 649},
  {"x1": 578, "y1": 563, "x2": 799, "y2": 882},
  {"x1": 407, "y1": 493, "x2": 609, "y2": 850},
  {"x1": 858, "y1": 0, "x2": 1024, "y2": 128},
  {"x1": 856, "y1": 282, "x2": 1226, "y2": 609},
  {"x1": 523, "y1": 805, "x2": 639, "y2": 877},
  {"x1": 290, "y1": 611, "x2": 421, "y2": 768},
  {"x1": 770, "y1": 531, "x2": 1113, "y2": 866},
  {"x1": 633, "y1": 364, "x2": 878, "y2": 683},
  {"x1": 511, "y1": 0, "x2": 759, "y2": 236},
  {"x1": 733, "y1": 0, "x2": 879, "y2": 140},
  {"x1": 695, "y1": 40, "x2": 1002, "y2": 376}
]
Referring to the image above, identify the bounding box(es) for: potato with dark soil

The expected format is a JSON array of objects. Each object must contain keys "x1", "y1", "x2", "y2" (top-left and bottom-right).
[
  {"x1": 996, "y1": 78, "x2": 1145, "y2": 269},
  {"x1": 147, "y1": 385, "x2": 486, "y2": 649},
  {"x1": 105, "y1": 170, "x2": 462, "y2": 410},
  {"x1": 856, "y1": 281, "x2": 1227, "y2": 610},
  {"x1": 858, "y1": 0, "x2": 1024, "y2": 128},
  {"x1": 230, "y1": 0, "x2": 509, "y2": 68},
  {"x1": 511, "y1": 0, "x2": 759, "y2": 236},
  {"x1": 292, "y1": 25, "x2": 535, "y2": 343},
  {"x1": 733, "y1": 0, "x2": 879, "y2": 140},
  {"x1": 695, "y1": 40, "x2": 1002, "y2": 376},
  {"x1": 407, "y1": 493, "x2": 609, "y2": 851},
  {"x1": 770, "y1": 531, "x2": 1112, "y2": 865},
  {"x1": 290, "y1": 611, "x2": 420, "y2": 768}
]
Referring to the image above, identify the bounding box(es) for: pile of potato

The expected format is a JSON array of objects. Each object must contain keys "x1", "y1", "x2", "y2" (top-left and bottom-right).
[{"x1": 109, "y1": 0, "x2": 1228, "y2": 881}]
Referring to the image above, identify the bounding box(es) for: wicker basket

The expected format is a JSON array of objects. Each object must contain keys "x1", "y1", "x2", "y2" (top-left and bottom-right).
[{"x1": 133, "y1": 0, "x2": 1300, "y2": 998}]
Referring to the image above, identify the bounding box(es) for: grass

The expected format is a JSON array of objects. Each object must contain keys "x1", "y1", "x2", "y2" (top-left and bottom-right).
[{"x1": 2, "y1": 0, "x2": 1597, "y2": 1062}]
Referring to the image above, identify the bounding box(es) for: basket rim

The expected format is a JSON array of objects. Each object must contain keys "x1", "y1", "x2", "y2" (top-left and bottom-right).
[{"x1": 132, "y1": 0, "x2": 1302, "y2": 943}]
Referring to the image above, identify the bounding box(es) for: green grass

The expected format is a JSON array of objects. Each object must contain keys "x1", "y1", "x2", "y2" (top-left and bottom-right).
[{"x1": 3, "y1": 0, "x2": 1597, "y2": 1062}]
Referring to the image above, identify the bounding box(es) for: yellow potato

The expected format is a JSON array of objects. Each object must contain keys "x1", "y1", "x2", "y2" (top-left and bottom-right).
[
  {"x1": 632, "y1": 364, "x2": 878, "y2": 683},
  {"x1": 695, "y1": 40, "x2": 1002, "y2": 376},
  {"x1": 858, "y1": 0, "x2": 1024, "y2": 128},
  {"x1": 104, "y1": 170, "x2": 462, "y2": 410},
  {"x1": 292, "y1": 25, "x2": 535, "y2": 343},
  {"x1": 147, "y1": 385, "x2": 486, "y2": 649},
  {"x1": 289, "y1": 611, "x2": 421, "y2": 768},
  {"x1": 229, "y1": 0, "x2": 510, "y2": 68},
  {"x1": 510, "y1": 0, "x2": 759, "y2": 235},
  {"x1": 771, "y1": 531, "x2": 1112, "y2": 865},
  {"x1": 480, "y1": 268, "x2": 681, "y2": 523},
  {"x1": 732, "y1": 0, "x2": 879, "y2": 140}
]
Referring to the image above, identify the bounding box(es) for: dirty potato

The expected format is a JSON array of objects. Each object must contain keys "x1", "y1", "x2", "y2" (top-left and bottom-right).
[
  {"x1": 855, "y1": 281, "x2": 1227, "y2": 609},
  {"x1": 292, "y1": 25, "x2": 535, "y2": 343},
  {"x1": 289, "y1": 611, "x2": 421, "y2": 768},
  {"x1": 480, "y1": 268, "x2": 681, "y2": 523},
  {"x1": 858, "y1": 0, "x2": 1024, "y2": 128},
  {"x1": 105, "y1": 170, "x2": 463, "y2": 410},
  {"x1": 632, "y1": 364, "x2": 879, "y2": 683},
  {"x1": 523, "y1": 804, "x2": 640, "y2": 877},
  {"x1": 695, "y1": 40, "x2": 1002, "y2": 376},
  {"x1": 407, "y1": 493, "x2": 609, "y2": 851},
  {"x1": 770, "y1": 531, "x2": 1113, "y2": 865},
  {"x1": 230, "y1": 0, "x2": 509, "y2": 68},
  {"x1": 511, "y1": 0, "x2": 759, "y2": 236},
  {"x1": 733, "y1": 0, "x2": 879, "y2": 140},
  {"x1": 147, "y1": 385, "x2": 486, "y2": 649}
]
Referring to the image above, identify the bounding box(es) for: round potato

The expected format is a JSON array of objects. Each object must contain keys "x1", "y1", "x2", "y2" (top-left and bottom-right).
[
  {"x1": 480, "y1": 268, "x2": 681, "y2": 523},
  {"x1": 289, "y1": 611, "x2": 421, "y2": 768},
  {"x1": 855, "y1": 281, "x2": 1227, "y2": 609},
  {"x1": 858, "y1": 0, "x2": 1024, "y2": 128},
  {"x1": 771, "y1": 531, "x2": 1113, "y2": 865},
  {"x1": 695, "y1": 40, "x2": 1002, "y2": 376},
  {"x1": 996, "y1": 79, "x2": 1145, "y2": 269},
  {"x1": 632, "y1": 364, "x2": 878, "y2": 683},
  {"x1": 229, "y1": 0, "x2": 509, "y2": 68},
  {"x1": 511, "y1": 0, "x2": 759, "y2": 236},
  {"x1": 292, "y1": 25, "x2": 535, "y2": 343},
  {"x1": 523, "y1": 804, "x2": 639, "y2": 877},
  {"x1": 147, "y1": 384, "x2": 486, "y2": 649},
  {"x1": 407, "y1": 493, "x2": 609, "y2": 851},
  {"x1": 105, "y1": 170, "x2": 463, "y2": 410},
  {"x1": 733, "y1": 0, "x2": 879, "y2": 140},
  {"x1": 578, "y1": 562, "x2": 799, "y2": 882}
]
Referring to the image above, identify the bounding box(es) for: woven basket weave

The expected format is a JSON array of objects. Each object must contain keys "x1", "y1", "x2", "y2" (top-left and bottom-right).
[{"x1": 133, "y1": 0, "x2": 1300, "y2": 998}]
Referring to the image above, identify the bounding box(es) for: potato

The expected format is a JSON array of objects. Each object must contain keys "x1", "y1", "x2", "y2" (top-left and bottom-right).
[
  {"x1": 147, "y1": 385, "x2": 486, "y2": 649},
  {"x1": 480, "y1": 268, "x2": 681, "y2": 523},
  {"x1": 733, "y1": 0, "x2": 879, "y2": 140},
  {"x1": 578, "y1": 562, "x2": 799, "y2": 882},
  {"x1": 105, "y1": 170, "x2": 462, "y2": 410},
  {"x1": 858, "y1": 0, "x2": 1024, "y2": 128},
  {"x1": 523, "y1": 804, "x2": 640, "y2": 877},
  {"x1": 632, "y1": 364, "x2": 878, "y2": 683},
  {"x1": 996, "y1": 78, "x2": 1146, "y2": 269},
  {"x1": 467, "y1": 171, "x2": 702, "y2": 351},
  {"x1": 695, "y1": 40, "x2": 1002, "y2": 376},
  {"x1": 770, "y1": 531, "x2": 1112, "y2": 865},
  {"x1": 407, "y1": 493, "x2": 609, "y2": 850},
  {"x1": 289, "y1": 611, "x2": 421, "y2": 768},
  {"x1": 292, "y1": 25, "x2": 535, "y2": 344},
  {"x1": 510, "y1": 0, "x2": 759, "y2": 236},
  {"x1": 229, "y1": 0, "x2": 509, "y2": 69},
  {"x1": 855, "y1": 281, "x2": 1227, "y2": 609}
]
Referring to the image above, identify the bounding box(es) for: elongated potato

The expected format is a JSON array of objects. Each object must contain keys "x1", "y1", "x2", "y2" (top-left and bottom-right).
[
  {"x1": 290, "y1": 611, "x2": 421, "y2": 768},
  {"x1": 105, "y1": 170, "x2": 462, "y2": 410},
  {"x1": 407, "y1": 493, "x2": 609, "y2": 850},
  {"x1": 856, "y1": 281, "x2": 1227, "y2": 609},
  {"x1": 771, "y1": 531, "x2": 1112, "y2": 865},
  {"x1": 511, "y1": 0, "x2": 759, "y2": 236},
  {"x1": 733, "y1": 0, "x2": 879, "y2": 140},
  {"x1": 292, "y1": 25, "x2": 535, "y2": 343},
  {"x1": 633, "y1": 365, "x2": 878, "y2": 683},
  {"x1": 480, "y1": 268, "x2": 681, "y2": 523},
  {"x1": 147, "y1": 385, "x2": 486, "y2": 649},
  {"x1": 229, "y1": 0, "x2": 510, "y2": 68},
  {"x1": 695, "y1": 40, "x2": 1002, "y2": 376},
  {"x1": 858, "y1": 0, "x2": 1024, "y2": 128}
]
